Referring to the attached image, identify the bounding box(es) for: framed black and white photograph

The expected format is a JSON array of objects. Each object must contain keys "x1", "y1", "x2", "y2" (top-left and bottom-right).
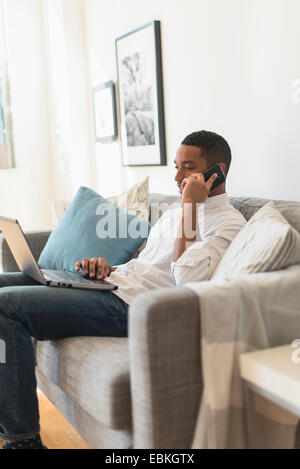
[
  {"x1": 93, "y1": 81, "x2": 118, "y2": 143},
  {"x1": 116, "y1": 20, "x2": 166, "y2": 166}
]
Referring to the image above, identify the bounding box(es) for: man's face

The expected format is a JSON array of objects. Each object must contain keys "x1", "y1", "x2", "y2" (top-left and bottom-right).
[{"x1": 174, "y1": 145, "x2": 208, "y2": 196}]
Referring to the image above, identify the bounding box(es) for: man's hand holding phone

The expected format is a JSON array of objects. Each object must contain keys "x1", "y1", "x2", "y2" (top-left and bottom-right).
[
  {"x1": 181, "y1": 163, "x2": 225, "y2": 204},
  {"x1": 181, "y1": 172, "x2": 218, "y2": 204},
  {"x1": 75, "y1": 257, "x2": 115, "y2": 280}
]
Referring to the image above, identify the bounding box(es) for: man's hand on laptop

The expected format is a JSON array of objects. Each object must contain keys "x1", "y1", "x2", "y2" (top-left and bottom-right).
[{"x1": 75, "y1": 257, "x2": 115, "y2": 280}]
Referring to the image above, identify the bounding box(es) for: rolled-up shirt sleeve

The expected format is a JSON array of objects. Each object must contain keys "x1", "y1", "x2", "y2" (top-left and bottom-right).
[
  {"x1": 171, "y1": 229, "x2": 243, "y2": 286},
  {"x1": 171, "y1": 243, "x2": 210, "y2": 286}
]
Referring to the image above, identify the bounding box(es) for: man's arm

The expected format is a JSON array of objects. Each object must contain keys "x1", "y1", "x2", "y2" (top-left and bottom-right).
[
  {"x1": 172, "y1": 172, "x2": 217, "y2": 262},
  {"x1": 172, "y1": 201, "x2": 198, "y2": 262}
]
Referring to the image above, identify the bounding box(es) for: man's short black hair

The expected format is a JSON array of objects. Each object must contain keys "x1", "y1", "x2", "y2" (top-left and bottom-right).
[{"x1": 181, "y1": 130, "x2": 231, "y2": 175}]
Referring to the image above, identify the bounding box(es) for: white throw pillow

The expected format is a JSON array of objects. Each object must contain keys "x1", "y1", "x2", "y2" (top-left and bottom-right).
[
  {"x1": 49, "y1": 199, "x2": 71, "y2": 228},
  {"x1": 107, "y1": 176, "x2": 149, "y2": 220},
  {"x1": 212, "y1": 201, "x2": 300, "y2": 281},
  {"x1": 49, "y1": 177, "x2": 150, "y2": 228}
]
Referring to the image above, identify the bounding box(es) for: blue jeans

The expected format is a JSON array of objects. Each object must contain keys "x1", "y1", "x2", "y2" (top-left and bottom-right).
[{"x1": 0, "y1": 272, "x2": 128, "y2": 442}]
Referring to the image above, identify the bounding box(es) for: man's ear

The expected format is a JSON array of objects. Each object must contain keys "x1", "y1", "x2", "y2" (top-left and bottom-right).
[{"x1": 219, "y1": 162, "x2": 226, "y2": 175}]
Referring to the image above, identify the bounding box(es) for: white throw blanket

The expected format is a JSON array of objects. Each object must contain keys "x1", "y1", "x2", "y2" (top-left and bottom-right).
[{"x1": 185, "y1": 264, "x2": 300, "y2": 449}]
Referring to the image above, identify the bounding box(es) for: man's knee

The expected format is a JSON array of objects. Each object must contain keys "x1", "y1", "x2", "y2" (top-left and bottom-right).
[
  {"x1": 0, "y1": 272, "x2": 36, "y2": 289},
  {"x1": 0, "y1": 288, "x2": 23, "y2": 319},
  {"x1": 0, "y1": 286, "x2": 48, "y2": 323}
]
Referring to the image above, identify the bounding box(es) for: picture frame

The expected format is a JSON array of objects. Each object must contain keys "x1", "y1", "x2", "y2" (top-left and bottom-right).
[
  {"x1": 115, "y1": 20, "x2": 167, "y2": 166},
  {"x1": 92, "y1": 80, "x2": 118, "y2": 143}
]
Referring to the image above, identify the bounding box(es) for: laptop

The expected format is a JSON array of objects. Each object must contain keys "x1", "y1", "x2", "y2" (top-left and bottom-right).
[{"x1": 0, "y1": 216, "x2": 118, "y2": 291}]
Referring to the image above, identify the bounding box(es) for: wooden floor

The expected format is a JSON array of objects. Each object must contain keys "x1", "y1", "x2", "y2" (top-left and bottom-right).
[{"x1": 0, "y1": 390, "x2": 90, "y2": 449}]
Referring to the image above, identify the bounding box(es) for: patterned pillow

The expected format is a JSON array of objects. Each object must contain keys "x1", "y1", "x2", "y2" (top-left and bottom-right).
[
  {"x1": 49, "y1": 199, "x2": 71, "y2": 228},
  {"x1": 212, "y1": 201, "x2": 300, "y2": 281},
  {"x1": 49, "y1": 177, "x2": 149, "y2": 227},
  {"x1": 107, "y1": 176, "x2": 149, "y2": 220}
]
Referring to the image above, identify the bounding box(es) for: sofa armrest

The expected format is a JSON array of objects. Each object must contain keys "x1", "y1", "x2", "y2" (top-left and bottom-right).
[
  {"x1": 129, "y1": 287, "x2": 202, "y2": 449},
  {"x1": 0, "y1": 230, "x2": 52, "y2": 273}
]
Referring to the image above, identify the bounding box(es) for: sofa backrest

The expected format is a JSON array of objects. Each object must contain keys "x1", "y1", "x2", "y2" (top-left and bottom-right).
[
  {"x1": 149, "y1": 193, "x2": 300, "y2": 234},
  {"x1": 148, "y1": 193, "x2": 181, "y2": 225},
  {"x1": 228, "y1": 197, "x2": 300, "y2": 234}
]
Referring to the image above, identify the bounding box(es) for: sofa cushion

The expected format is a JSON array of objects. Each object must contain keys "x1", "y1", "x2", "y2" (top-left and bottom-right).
[
  {"x1": 36, "y1": 337, "x2": 131, "y2": 430},
  {"x1": 38, "y1": 186, "x2": 150, "y2": 272},
  {"x1": 213, "y1": 201, "x2": 300, "y2": 280},
  {"x1": 229, "y1": 196, "x2": 300, "y2": 234}
]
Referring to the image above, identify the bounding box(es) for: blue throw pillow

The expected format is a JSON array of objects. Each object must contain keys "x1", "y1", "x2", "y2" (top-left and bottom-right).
[{"x1": 38, "y1": 186, "x2": 151, "y2": 271}]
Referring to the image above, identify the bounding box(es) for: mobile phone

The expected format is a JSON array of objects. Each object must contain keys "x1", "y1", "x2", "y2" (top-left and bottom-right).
[{"x1": 203, "y1": 163, "x2": 225, "y2": 192}]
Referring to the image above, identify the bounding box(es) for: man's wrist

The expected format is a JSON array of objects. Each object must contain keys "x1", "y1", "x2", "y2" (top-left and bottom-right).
[
  {"x1": 182, "y1": 197, "x2": 206, "y2": 205},
  {"x1": 181, "y1": 205, "x2": 196, "y2": 241},
  {"x1": 181, "y1": 201, "x2": 204, "y2": 242}
]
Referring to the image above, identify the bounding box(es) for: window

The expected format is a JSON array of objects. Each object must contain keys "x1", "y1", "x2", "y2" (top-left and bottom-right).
[{"x1": 0, "y1": 0, "x2": 14, "y2": 169}]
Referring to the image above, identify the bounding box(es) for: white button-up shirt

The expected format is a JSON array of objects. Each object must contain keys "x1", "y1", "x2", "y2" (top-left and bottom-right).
[{"x1": 110, "y1": 193, "x2": 246, "y2": 305}]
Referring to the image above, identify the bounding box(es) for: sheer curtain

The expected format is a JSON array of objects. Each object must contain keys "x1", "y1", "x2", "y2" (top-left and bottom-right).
[
  {"x1": 0, "y1": 0, "x2": 13, "y2": 169},
  {"x1": 42, "y1": 0, "x2": 96, "y2": 201}
]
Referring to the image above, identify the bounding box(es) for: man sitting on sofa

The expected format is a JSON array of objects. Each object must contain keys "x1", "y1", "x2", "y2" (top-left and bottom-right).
[{"x1": 0, "y1": 130, "x2": 246, "y2": 449}]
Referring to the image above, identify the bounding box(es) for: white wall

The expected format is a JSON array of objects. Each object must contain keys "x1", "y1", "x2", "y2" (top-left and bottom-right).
[
  {"x1": 42, "y1": 0, "x2": 96, "y2": 201},
  {"x1": 84, "y1": 0, "x2": 300, "y2": 201},
  {"x1": 0, "y1": 0, "x2": 53, "y2": 230}
]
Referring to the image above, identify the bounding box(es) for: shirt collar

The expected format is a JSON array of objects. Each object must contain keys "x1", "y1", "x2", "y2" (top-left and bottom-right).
[{"x1": 204, "y1": 193, "x2": 228, "y2": 209}]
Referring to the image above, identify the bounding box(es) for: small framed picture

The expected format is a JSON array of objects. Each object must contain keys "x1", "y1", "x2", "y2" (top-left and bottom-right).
[
  {"x1": 92, "y1": 81, "x2": 118, "y2": 143},
  {"x1": 116, "y1": 20, "x2": 167, "y2": 166}
]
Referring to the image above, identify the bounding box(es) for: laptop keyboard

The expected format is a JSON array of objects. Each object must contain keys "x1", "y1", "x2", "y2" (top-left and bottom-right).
[{"x1": 41, "y1": 270, "x2": 96, "y2": 284}]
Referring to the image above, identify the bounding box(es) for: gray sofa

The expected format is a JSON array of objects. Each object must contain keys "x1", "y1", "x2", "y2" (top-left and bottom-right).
[{"x1": 1, "y1": 193, "x2": 300, "y2": 449}]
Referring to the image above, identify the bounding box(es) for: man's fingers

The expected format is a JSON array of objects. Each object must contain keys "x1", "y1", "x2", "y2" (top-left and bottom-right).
[
  {"x1": 97, "y1": 258, "x2": 103, "y2": 279},
  {"x1": 82, "y1": 258, "x2": 90, "y2": 276},
  {"x1": 191, "y1": 172, "x2": 204, "y2": 182},
  {"x1": 180, "y1": 178, "x2": 188, "y2": 191},
  {"x1": 103, "y1": 264, "x2": 109, "y2": 280},
  {"x1": 181, "y1": 173, "x2": 204, "y2": 191},
  {"x1": 206, "y1": 173, "x2": 218, "y2": 188},
  {"x1": 75, "y1": 258, "x2": 110, "y2": 279},
  {"x1": 97, "y1": 258, "x2": 106, "y2": 279},
  {"x1": 89, "y1": 258, "x2": 97, "y2": 278}
]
